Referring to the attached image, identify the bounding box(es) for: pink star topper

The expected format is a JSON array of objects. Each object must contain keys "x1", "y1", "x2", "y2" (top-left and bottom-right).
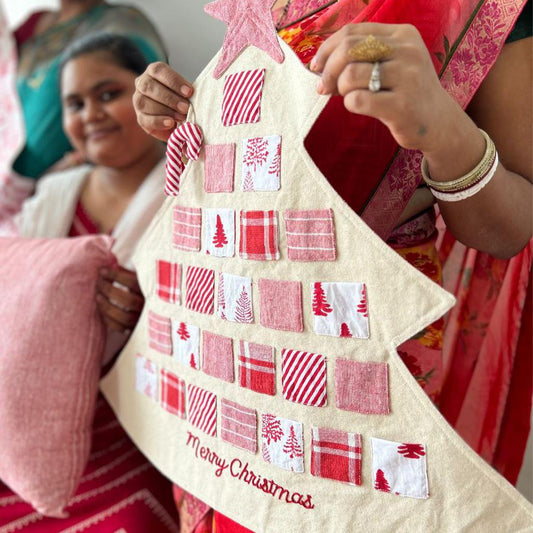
[{"x1": 205, "y1": 0, "x2": 284, "y2": 79}]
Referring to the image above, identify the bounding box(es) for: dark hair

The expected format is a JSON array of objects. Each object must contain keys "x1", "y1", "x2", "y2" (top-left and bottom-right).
[{"x1": 59, "y1": 32, "x2": 149, "y2": 79}]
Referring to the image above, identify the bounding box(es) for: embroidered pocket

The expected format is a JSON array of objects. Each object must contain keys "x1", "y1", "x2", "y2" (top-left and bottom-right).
[
  {"x1": 135, "y1": 354, "x2": 158, "y2": 401},
  {"x1": 147, "y1": 310, "x2": 172, "y2": 355},
  {"x1": 173, "y1": 206, "x2": 202, "y2": 252},
  {"x1": 281, "y1": 348, "x2": 326, "y2": 407},
  {"x1": 156, "y1": 260, "x2": 181, "y2": 304},
  {"x1": 312, "y1": 281, "x2": 369, "y2": 338},
  {"x1": 311, "y1": 427, "x2": 362, "y2": 486},
  {"x1": 239, "y1": 210, "x2": 279, "y2": 261},
  {"x1": 188, "y1": 384, "x2": 217, "y2": 437},
  {"x1": 284, "y1": 209, "x2": 336, "y2": 262},
  {"x1": 204, "y1": 208, "x2": 235, "y2": 258},
  {"x1": 204, "y1": 144, "x2": 235, "y2": 193},
  {"x1": 259, "y1": 279, "x2": 303, "y2": 332},
  {"x1": 335, "y1": 360, "x2": 390, "y2": 415},
  {"x1": 185, "y1": 266, "x2": 215, "y2": 315},
  {"x1": 202, "y1": 331, "x2": 234, "y2": 382},
  {"x1": 222, "y1": 69, "x2": 266, "y2": 127},
  {"x1": 262, "y1": 414, "x2": 304, "y2": 472},
  {"x1": 371, "y1": 438, "x2": 429, "y2": 499},
  {"x1": 217, "y1": 272, "x2": 253, "y2": 323},
  {"x1": 160, "y1": 369, "x2": 186, "y2": 418},
  {"x1": 238, "y1": 340, "x2": 275, "y2": 396},
  {"x1": 221, "y1": 399, "x2": 257, "y2": 453},
  {"x1": 241, "y1": 135, "x2": 281, "y2": 191},
  {"x1": 171, "y1": 319, "x2": 200, "y2": 369}
]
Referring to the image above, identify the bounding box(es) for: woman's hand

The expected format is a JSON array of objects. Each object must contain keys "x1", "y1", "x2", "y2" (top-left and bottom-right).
[
  {"x1": 133, "y1": 62, "x2": 194, "y2": 142},
  {"x1": 310, "y1": 23, "x2": 459, "y2": 153},
  {"x1": 96, "y1": 267, "x2": 144, "y2": 334}
]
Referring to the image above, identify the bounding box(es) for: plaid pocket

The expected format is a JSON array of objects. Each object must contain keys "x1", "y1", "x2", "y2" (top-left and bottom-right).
[
  {"x1": 238, "y1": 340, "x2": 275, "y2": 396},
  {"x1": 160, "y1": 369, "x2": 186, "y2": 418},
  {"x1": 239, "y1": 210, "x2": 279, "y2": 261},
  {"x1": 311, "y1": 426, "x2": 362, "y2": 485},
  {"x1": 156, "y1": 260, "x2": 181, "y2": 304}
]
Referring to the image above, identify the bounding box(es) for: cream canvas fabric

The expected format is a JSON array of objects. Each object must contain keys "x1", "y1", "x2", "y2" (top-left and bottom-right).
[{"x1": 101, "y1": 37, "x2": 533, "y2": 532}]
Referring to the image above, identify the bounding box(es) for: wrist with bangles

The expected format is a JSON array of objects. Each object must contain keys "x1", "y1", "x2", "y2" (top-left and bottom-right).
[{"x1": 421, "y1": 129, "x2": 498, "y2": 202}]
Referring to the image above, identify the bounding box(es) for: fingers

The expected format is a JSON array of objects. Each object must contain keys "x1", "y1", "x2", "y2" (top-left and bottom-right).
[
  {"x1": 336, "y1": 61, "x2": 396, "y2": 95},
  {"x1": 133, "y1": 62, "x2": 194, "y2": 141},
  {"x1": 97, "y1": 268, "x2": 144, "y2": 333}
]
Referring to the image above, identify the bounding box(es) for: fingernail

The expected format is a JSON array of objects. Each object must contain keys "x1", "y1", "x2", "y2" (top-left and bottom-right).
[
  {"x1": 180, "y1": 85, "x2": 193, "y2": 97},
  {"x1": 317, "y1": 80, "x2": 325, "y2": 94},
  {"x1": 177, "y1": 101, "x2": 189, "y2": 113},
  {"x1": 309, "y1": 58, "x2": 317, "y2": 71},
  {"x1": 163, "y1": 118, "x2": 175, "y2": 127}
]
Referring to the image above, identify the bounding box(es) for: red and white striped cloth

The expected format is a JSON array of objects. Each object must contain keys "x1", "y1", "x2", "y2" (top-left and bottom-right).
[
  {"x1": 165, "y1": 122, "x2": 203, "y2": 196},
  {"x1": 147, "y1": 310, "x2": 173, "y2": 355},
  {"x1": 185, "y1": 266, "x2": 215, "y2": 315},
  {"x1": 284, "y1": 208, "x2": 336, "y2": 262},
  {"x1": 221, "y1": 69, "x2": 266, "y2": 127},
  {"x1": 281, "y1": 348, "x2": 327, "y2": 407},
  {"x1": 156, "y1": 260, "x2": 182, "y2": 304},
  {"x1": 173, "y1": 206, "x2": 202, "y2": 252},
  {"x1": 311, "y1": 426, "x2": 362, "y2": 486},
  {"x1": 220, "y1": 399, "x2": 257, "y2": 453},
  {"x1": 187, "y1": 384, "x2": 217, "y2": 437}
]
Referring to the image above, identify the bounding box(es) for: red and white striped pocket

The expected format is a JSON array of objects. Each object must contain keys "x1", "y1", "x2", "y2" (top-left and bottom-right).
[
  {"x1": 147, "y1": 311, "x2": 172, "y2": 355},
  {"x1": 160, "y1": 369, "x2": 186, "y2": 418},
  {"x1": 221, "y1": 69, "x2": 266, "y2": 127},
  {"x1": 221, "y1": 399, "x2": 257, "y2": 453},
  {"x1": 173, "y1": 206, "x2": 202, "y2": 252},
  {"x1": 156, "y1": 260, "x2": 181, "y2": 304},
  {"x1": 284, "y1": 209, "x2": 336, "y2": 261},
  {"x1": 185, "y1": 266, "x2": 215, "y2": 315},
  {"x1": 281, "y1": 348, "x2": 327, "y2": 407},
  {"x1": 187, "y1": 384, "x2": 217, "y2": 437}
]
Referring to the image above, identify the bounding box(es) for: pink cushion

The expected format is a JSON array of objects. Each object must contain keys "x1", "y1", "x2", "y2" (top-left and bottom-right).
[{"x1": 0, "y1": 235, "x2": 116, "y2": 517}]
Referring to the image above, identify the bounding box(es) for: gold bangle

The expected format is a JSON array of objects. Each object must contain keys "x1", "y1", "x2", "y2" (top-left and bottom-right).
[{"x1": 421, "y1": 130, "x2": 497, "y2": 193}]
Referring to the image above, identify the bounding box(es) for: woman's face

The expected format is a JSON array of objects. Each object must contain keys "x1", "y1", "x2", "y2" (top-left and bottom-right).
[{"x1": 61, "y1": 52, "x2": 156, "y2": 168}]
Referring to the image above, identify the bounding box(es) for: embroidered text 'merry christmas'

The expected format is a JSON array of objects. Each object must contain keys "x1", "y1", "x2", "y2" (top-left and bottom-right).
[{"x1": 186, "y1": 431, "x2": 315, "y2": 509}]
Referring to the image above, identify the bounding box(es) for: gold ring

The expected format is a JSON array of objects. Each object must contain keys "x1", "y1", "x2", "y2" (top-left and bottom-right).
[{"x1": 348, "y1": 34, "x2": 394, "y2": 62}]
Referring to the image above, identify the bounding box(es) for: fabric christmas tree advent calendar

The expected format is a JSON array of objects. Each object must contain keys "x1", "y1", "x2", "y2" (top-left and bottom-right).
[{"x1": 101, "y1": 1, "x2": 533, "y2": 531}]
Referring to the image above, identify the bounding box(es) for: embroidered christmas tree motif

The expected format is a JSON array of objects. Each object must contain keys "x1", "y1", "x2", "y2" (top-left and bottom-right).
[
  {"x1": 218, "y1": 272, "x2": 253, "y2": 323},
  {"x1": 213, "y1": 215, "x2": 228, "y2": 248},
  {"x1": 372, "y1": 437, "x2": 429, "y2": 499},
  {"x1": 357, "y1": 285, "x2": 368, "y2": 317},
  {"x1": 339, "y1": 322, "x2": 352, "y2": 337},
  {"x1": 241, "y1": 135, "x2": 281, "y2": 191},
  {"x1": 397, "y1": 443, "x2": 426, "y2": 459},
  {"x1": 261, "y1": 414, "x2": 284, "y2": 445},
  {"x1": 313, "y1": 281, "x2": 370, "y2": 338},
  {"x1": 262, "y1": 415, "x2": 304, "y2": 472},
  {"x1": 234, "y1": 286, "x2": 253, "y2": 323},
  {"x1": 282, "y1": 425, "x2": 303, "y2": 459},
  {"x1": 312, "y1": 282, "x2": 332, "y2": 316},
  {"x1": 374, "y1": 469, "x2": 391, "y2": 492},
  {"x1": 269, "y1": 141, "x2": 281, "y2": 176},
  {"x1": 177, "y1": 322, "x2": 190, "y2": 341},
  {"x1": 135, "y1": 354, "x2": 158, "y2": 401},
  {"x1": 171, "y1": 319, "x2": 200, "y2": 369},
  {"x1": 205, "y1": 208, "x2": 235, "y2": 257}
]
